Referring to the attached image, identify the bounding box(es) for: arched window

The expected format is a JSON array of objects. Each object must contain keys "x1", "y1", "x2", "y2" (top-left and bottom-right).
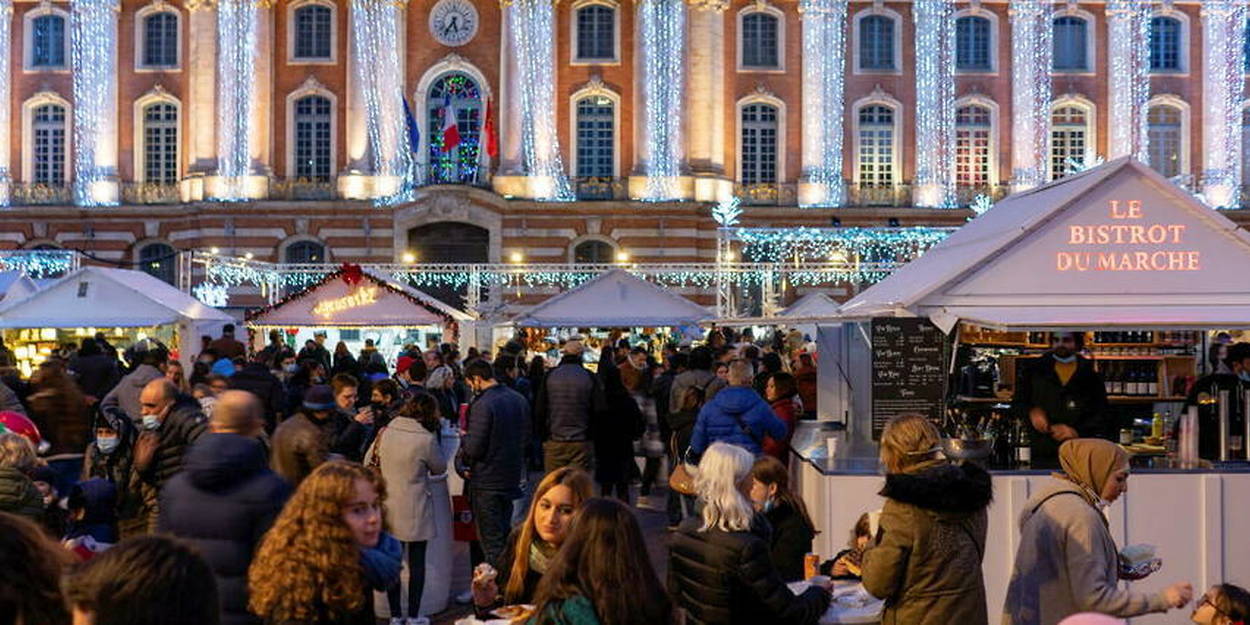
[
  {"x1": 1147, "y1": 104, "x2": 1183, "y2": 178},
  {"x1": 575, "y1": 4, "x2": 615, "y2": 61},
  {"x1": 1050, "y1": 105, "x2": 1089, "y2": 179},
  {"x1": 955, "y1": 104, "x2": 992, "y2": 188},
  {"x1": 142, "y1": 102, "x2": 178, "y2": 184},
  {"x1": 32, "y1": 104, "x2": 66, "y2": 186},
  {"x1": 31, "y1": 14, "x2": 66, "y2": 68},
  {"x1": 573, "y1": 240, "x2": 613, "y2": 264},
  {"x1": 293, "y1": 4, "x2": 333, "y2": 60},
  {"x1": 740, "y1": 103, "x2": 778, "y2": 185},
  {"x1": 293, "y1": 95, "x2": 332, "y2": 181},
  {"x1": 575, "y1": 95, "x2": 614, "y2": 179},
  {"x1": 741, "y1": 12, "x2": 779, "y2": 69},
  {"x1": 1149, "y1": 16, "x2": 1181, "y2": 72},
  {"x1": 284, "y1": 240, "x2": 326, "y2": 264},
  {"x1": 1053, "y1": 16, "x2": 1088, "y2": 71},
  {"x1": 956, "y1": 15, "x2": 991, "y2": 72},
  {"x1": 859, "y1": 15, "x2": 895, "y2": 71},
  {"x1": 142, "y1": 12, "x2": 178, "y2": 68},
  {"x1": 426, "y1": 74, "x2": 482, "y2": 184},
  {"x1": 138, "y1": 242, "x2": 176, "y2": 284},
  {"x1": 856, "y1": 104, "x2": 895, "y2": 186}
]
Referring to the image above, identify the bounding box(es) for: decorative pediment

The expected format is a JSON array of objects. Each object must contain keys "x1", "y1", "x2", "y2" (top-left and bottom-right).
[{"x1": 751, "y1": 83, "x2": 776, "y2": 99}]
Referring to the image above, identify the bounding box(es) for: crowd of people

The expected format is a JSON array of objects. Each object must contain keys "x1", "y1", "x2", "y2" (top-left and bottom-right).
[{"x1": 0, "y1": 323, "x2": 1247, "y2": 625}]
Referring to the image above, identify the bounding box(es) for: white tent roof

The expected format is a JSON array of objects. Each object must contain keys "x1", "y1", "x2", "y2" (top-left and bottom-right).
[
  {"x1": 247, "y1": 269, "x2": 471, "y2": 327},
  {"x1": 0, "y1": 266, "x2": 233, "y2": 328},
  {"x1": 0, "y1": 271, "x2": 38, "y2": 302},
  {"x1": 839, "y1": 157, "x2": 1250, "y2": 331},
  {"x1": 513, "y1": 269, "x2": 711, "y2": 328},
  {"x1": 782, "y1": 292, "x2": 840, "y2": 318}
]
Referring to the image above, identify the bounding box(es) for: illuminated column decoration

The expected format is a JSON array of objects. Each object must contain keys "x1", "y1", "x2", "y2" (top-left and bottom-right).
[
  {"x1": 685, "y1": 0, "x2": 727, "y2": 202},
  {"x1": 350, "y1": 0, "x2": 414, "y2": 200},
  {"x1": 1106, "y1": 0, "x2": 1151, "y2": 162},
  {"x1": 70, "y1": 0, "x2": 120, "y2": 206},
  {"x1": 637, "y1": 0, "x2": 686, "y2": 201},
  {"x1": 1008, "y1": 0, "x2": 1052, "y2": 192},
  {"x1": 215, "y1": 0, "x2": 259, "y2": 200},
  {"x1": 912, "y1": 0, "x2": 956, "y2": 208},
  {"x1": 0, "y1": 0, "x2": 12, "y2": 206},
  {"x1": 1201, "y1": 0, "x2": 1247, "y2": 209},
  {"x1": 185, "y1": 0, "x2": 218, "y2": 183},
  {"x1": 506, "y1": 0, "x2": 573, "y2": 201},
  {"x1": 798, "y1": 0, "x2": 847, "y2": 207}
]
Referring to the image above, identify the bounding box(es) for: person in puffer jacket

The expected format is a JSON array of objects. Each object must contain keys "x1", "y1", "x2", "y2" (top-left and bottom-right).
[
  {"x1": 132, "y1": 379, "x2": 207, "y2": 532},
  {"x1": 689, "y1": 361, "x2": 786, "y2": 458}
]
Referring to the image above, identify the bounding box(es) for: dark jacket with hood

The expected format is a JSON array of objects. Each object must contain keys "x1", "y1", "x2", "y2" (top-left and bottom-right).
[
  {"x1": 592, "y1": 357, "x2": 644, "y2": 485},
  {"x1": 64, "y1": 478, "x2": 118, "y2": 544},
  {"x1": 69, "y1": 352, "x2": 120, "y2": 400},
  {"x1": 861, "y1": 460, "x2": 993, "y2": 625},
  {"x1": 460, "y1": 383, "x2": 530, "y2": 493},
  {"x1": 82, "y1": 406, "x2": 139, "y2": 521},
  {"x1": 668, "y1": 514, "x2": 830, "y2": 625},
  {"x1": 136, "y1": 394, "x2": 208, "y2": 487},
  {"x1": 159, "y1": 433, "x2": 292, "y2": 625},
  {"x1": 229, "y1": 362, "x2": 287, "y2": 432},
  {"x1": 270, "y1": 411, "x2": 330, "y2": 486},
  {"x1": 0, "y1": 465, "x2": 43, "y2": 521},
  {"x1": 690, "y1": 386, "x2": 787, "y2": 457}
]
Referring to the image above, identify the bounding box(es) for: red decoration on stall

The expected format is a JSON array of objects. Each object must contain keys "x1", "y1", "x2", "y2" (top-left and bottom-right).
[{"x1": 340, "y1": 263, "x2": 364, "y2": 286}]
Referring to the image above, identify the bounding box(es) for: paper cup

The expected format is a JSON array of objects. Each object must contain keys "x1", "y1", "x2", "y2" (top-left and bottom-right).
[{"x1": 825, "y1": 437, "x2": 839, "y2": 459}]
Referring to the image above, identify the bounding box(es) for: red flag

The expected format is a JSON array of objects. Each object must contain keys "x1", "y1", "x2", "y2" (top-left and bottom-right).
[
  {"x1": 484, "y1": 97, "x2": 499, "y2": 159},
  {"x1": 440, "y1": 94, "x2": 461, "y2": 153}
]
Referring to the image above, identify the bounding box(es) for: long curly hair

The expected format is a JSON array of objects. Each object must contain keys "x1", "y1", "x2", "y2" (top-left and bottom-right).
[{"x1": 248, "y1": 461, "x2": 386, "y2": 623}]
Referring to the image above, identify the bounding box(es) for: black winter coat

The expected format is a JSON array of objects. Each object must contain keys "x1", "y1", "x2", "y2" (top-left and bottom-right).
[
  {"x1": 593, "y1": 359, "x2": 643, "y2": 484},
  {"x1": 69, "y1": 353, "x2": 120, "y2": 400},
  {"x1": 459, "y1": 383, "x2": 529, "y2": 493},
  {"x1": 535, "y1": 356, "x2": 606, "y2": 442},
  {"x1": 82, "y1": 407, "x2": 140, "y2": 521},
  {"x1": 1012, "y1": 354, "x2": 1110, "y2": 461},
  {"x1": 763, "y1": 501, "x2": 815, "y2": 582},
  {"x1": 159, "y1": 433, "x2": 292, "y2": 625},
  {"x1": 0, "y1": 466, "x2": 43, "y2": 521},
  {"x1": 137, "y1": 394, "x2": 208, "y2": 488},
  {"x1": 229, "y1": 363, "x2": 287, "y2": 432},
  {"x1": 668, "y1": 515, "x2": 830, "y2": 625}
]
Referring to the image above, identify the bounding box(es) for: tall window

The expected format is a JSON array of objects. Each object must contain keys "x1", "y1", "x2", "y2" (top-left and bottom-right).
[
  {"x1": 573, "y1": 240, "x2": 613, "y2": 264},
  {"x1": 740, "y1": 103, "x2": 778, "y2": 185},
  {"x1": 32, "y1": 104, "x2": 66, "y2": 185},
  {"x1": 1147, "y1": 104, "x2": 1183, "y2": 178},
  {"x1": 575, "y1": 4, "x2": 614, "y2": 61},
  {"x1": 1149, "y1": 16, "x2": 1181, "y2": 72},
  {"x1": 1053, "y1": 16, "x2": 1088, "y2": 71},
  {"x1": 138, "y1": 243, "x2": 176, "y2": 284},
  {"x1": 31, "y1": 14, "x2": 66, "y2": 68},
  {"x1": 575, "y1": 95, "x2": 613, "y2": 178},
  {"x1": 293, "y1": 95, "x2": 332, "y2": 181},
  {"x1": 142, "y1": 12, "x2": 178, "y2": 67},
  {"x1": 859, "y1": 15, "x2": 895, "y2": 71},
  {"x1": 427, "y1": 74, "x2": 482, "y2": 184},
  {"x1": 857, "y1": 104, "x2": 895, "y2": 185},
  {"x1": 143, "y1": 103, "x2": 178, "y2": 184},
  {"x1": 1050, "y1": 105, "x2": 1088, "y2": 179},
  {"x1": 741, "y1": 12, "x2": 779, "y2": 69},
  {"x1": 956, "y1": 15, "x2": 991, "y2": 72},
  {"x1": 293, "y1": 4, "x2": 332, "y2": 60},
  {"x1": 284, "y1": 240, "x2": 326, "y2": 264},
  {"x1": 955, "y1": 105, "x2": 992, "y2": 187}
]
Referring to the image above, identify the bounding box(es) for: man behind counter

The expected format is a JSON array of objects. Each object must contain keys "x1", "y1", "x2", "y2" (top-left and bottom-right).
[
  {"x1": 1185, "y1": 341, "x2": 1250, "y2": 460},
  {"x1": 1013, "y1": 332, "x2": 1110, "y2": 463}
]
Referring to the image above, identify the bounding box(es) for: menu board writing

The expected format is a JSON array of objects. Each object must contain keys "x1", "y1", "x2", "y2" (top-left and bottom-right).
[{"x1": 871, "y1": 318, "x2": 946, "y2": 440}]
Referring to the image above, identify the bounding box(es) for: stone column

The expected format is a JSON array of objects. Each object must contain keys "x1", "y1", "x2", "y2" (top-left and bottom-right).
[
  {"x1": 0, "y1": 0, "x2": 13, "y2": 204},
  {"x1": 1105, "y1": 0, "x2": 1151, "y2": 161},
  {"x1": 210, "y1": 0, "x2": 264, "y2": 199},
  {"x1": 1200, "y1": 0, "x2": 1247, "y2": 208},
  {"x1": 911, "y1": 0, "x2": 956, "y2": 208},
  {"x1": 183, "y1": 0, "x2": 217, "y2": 201},
  {"x1": 629, "y1": 0, "x2": 689, "y2": 200},
  {"x1": 685, "y1": 0, "x2": 726, "y2": 202},
  {"x1": 797, "y1": 0, "x2": 847, "y2": 207},
  {"x1": 251, "y1": 3, "x2": 273, "y2": 178},
  {"x1": 1009, "y1": 0, "x2": 1051, "y2": 192},
  {"x1": 70, "y1": 0, "x2": 121, "y2": 206}
]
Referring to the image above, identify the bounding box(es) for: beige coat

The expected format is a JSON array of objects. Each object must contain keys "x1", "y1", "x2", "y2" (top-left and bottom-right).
[
  {"x1": 366, "y1": 416, "x2": 447, "y2": 542},
  {"x1": 1001, "y1": 478, "x2": 1168, "y2": 625}
]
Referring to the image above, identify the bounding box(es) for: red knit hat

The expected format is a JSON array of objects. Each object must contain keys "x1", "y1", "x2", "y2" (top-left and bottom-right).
[{"x1": 396, "y1": 356, "x2": 415, "y2": 375}]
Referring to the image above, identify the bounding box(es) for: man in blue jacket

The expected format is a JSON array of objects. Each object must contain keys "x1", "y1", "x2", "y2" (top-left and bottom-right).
[{"x1": 690, "y1": 359, "x2": 787, "y2": 457}]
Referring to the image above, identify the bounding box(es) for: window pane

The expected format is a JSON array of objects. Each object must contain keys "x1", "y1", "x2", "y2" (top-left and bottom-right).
[
  {"x1": 1149, "y1": 16, "x2": 1180, "y2": 71},
  {"x1": 955, "y1": 105, "x2": 992, "y2": 187},
  {"x1": 143, "y1": 13, "x2": 178, "y2": 67},
  {"x1": 285, "y1": 240, "x2": 326, "y2": 264},
  {"x1": 573, "y1": 240, "x2": 612, "y2": 264},
  {"x1": 293, "y1": 95, "x2": 332, "y2": 180},
  {"x1": 955, "y1": 16, "x2": 991, "y2": 71},
  {"x1": 857, "y1": 105, "x2": 894, "y2": 185},
  {"x1": 294, "y1": 5, "x2": 332, "y2": 59},
  {"x1": 575, "y1": 96, "x2": 614, "y2": 178},
  {"x1": 741, "y1": 103, "x2": 778, "y2": 184},
  {"x1": 1050, "y1": 106, "x2": 1088, "y2": 180},
  {"x1": 1147, "y1": 105, "x2": 1182, "y2": 178},
  {"x1": 139, "y1": 243, "x2": 176, "y2": 284},
  {"x1": 427, "y1": 74, "x2": 482, "y2": 184},
  {"x1": 1053, "y1": 17, "x2": 1087, "y2": 71},
  {"x1": 576, "y1": 5, "x2": 615, "y2": 60},
  {"x1": 143, "y1": 103, "x2": 178, "y2": 184},
  {"x1": 32, "y1": 15, "x2": 66, "y2": 67},
  {"x1": 859, "y1": 15, "x2": 895, "y2": 70},
  {"x1": 33, "y1": 104, "x2": 65, "y2": 185},
  {"x1": 742, "y1": 13, "x2": 779, "y2": 68}
]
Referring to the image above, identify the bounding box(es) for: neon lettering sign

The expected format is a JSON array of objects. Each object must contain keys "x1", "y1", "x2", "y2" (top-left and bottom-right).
[
  {"x1": 312, "y1": 286, "x2": 379, "y2": 317},
  {"x1": 1055, "y1": 200, "x2": 1200, "y2": 272}
]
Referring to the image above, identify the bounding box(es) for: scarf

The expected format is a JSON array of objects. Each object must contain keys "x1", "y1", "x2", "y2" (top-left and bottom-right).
[
  {"x1": 1052, "y1": 438, "x2": 1129, "y2": 508},
  {"x1": 359, "y1": 532, "x2": 403, "y2": 591},
  {"x1": 529, "y1": 538, "x2": 557, "y2": 576}
]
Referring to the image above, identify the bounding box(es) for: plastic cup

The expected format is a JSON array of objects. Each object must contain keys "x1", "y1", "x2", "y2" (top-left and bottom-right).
[{"x1": 826, "y1": 437, "x2": 838, "y2": 460}]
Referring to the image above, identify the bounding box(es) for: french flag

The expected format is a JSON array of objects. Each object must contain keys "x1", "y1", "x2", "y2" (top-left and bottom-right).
[{"x1": 440, "y1": 94, "x2": 461, "y2": 153}]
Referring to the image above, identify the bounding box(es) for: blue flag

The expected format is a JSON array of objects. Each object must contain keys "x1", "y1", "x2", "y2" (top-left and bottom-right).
[{"x1": 402, "y1": 96, "x2": 420, "y2": 154}]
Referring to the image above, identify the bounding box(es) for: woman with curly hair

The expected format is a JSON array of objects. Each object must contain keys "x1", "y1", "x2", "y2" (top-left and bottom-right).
[{"x1": 248, "y1": 460, "x2": 403, "y2": 625}]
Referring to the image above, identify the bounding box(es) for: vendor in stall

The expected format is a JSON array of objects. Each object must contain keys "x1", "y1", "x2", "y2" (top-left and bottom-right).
[
  {"x1": 1184, "y1": 341, "x2": 1249, "y2": 461},
  {"x1": 1012, "y1": 332, "x2": 1110, "y2": 464}
]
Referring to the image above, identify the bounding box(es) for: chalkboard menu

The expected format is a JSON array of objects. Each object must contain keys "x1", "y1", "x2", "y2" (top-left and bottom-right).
[{"x1": 871, "y1": 317, "x2": 947, "y2": 440}]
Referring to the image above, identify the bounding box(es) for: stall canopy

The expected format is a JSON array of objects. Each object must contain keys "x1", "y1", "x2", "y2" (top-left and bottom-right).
[
  {"x1": 246, "y1": 267, "x2": 472, "y2": 328},
  {"x1": 0, "y1": 266, "x2": 232, "y2": 328},
  {"x1": 782, "y1": 292, "x2": 840, "y2": 319},
  {"x1": 0, "y1": 271, "x2": 37, "y2": 302},
  {"x1": 838, "y1": 157, "x2": 1250, "y2": 331},
  {"x1": 513, "y1": 269, "x2": 711, "y2": 328}
]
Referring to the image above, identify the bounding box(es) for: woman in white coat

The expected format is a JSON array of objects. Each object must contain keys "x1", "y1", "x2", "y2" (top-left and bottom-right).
[{"x1": 366, "y1": 391, "x2": 447, "y2": 625}]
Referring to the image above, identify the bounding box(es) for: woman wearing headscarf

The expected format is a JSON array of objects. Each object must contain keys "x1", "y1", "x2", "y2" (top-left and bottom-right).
[{"x1": 1002, "y1": 438, "x2": 1193, "y2": 625}]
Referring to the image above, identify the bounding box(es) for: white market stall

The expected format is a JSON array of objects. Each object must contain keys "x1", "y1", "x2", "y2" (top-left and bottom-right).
[
  {"x1": 0, "y1": 271, "x2": 38, "y2": 303},
  {"x1": 0, "y1": 266, "x2": 233, "y2": 374},
  {"x1": 794, "y1": 158, "x2": 1250, "y2": 624}
]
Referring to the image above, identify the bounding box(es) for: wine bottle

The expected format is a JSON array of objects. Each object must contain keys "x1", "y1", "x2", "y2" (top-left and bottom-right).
[{"x1": 1015, "y1": 418, "x2": 1032, "y2": 467}]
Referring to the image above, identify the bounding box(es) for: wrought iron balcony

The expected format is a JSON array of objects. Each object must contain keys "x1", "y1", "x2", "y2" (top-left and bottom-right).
[
  {"x1": 10, "y1": 183, "x2": 72, "y2": 205},
  {"x1": 122, "y1": 182, "x2": 182, "y2": 205},
  {"x1": 733, "y1": 183, "x2": 798, "y2": 206},
  {"x1": 846, "y1": 182, "x2": 913, "y2": 207},
  {"x1": 573, "y1": 177, "x2": 627, "y2": 200},
  {"x1": 269, "y1": 177, "x2": 337, "y2": 201}
]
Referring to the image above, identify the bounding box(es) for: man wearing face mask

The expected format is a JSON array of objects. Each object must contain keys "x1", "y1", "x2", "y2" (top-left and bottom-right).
[
  {"x1": 1185, "y1": 341, "x2": 1250, "y2": 460},
  {"x1": 131, "y1": 378, "x2": 207, "y2": 532},
  {"x1": 1013, "y1": 332, "x2": 1110, "y2": 464}
]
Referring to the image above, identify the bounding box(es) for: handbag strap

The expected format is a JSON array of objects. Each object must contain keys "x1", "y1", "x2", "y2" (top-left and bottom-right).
[{"x1": 368, "y1": 425, "x2": 388, "y2": 469}]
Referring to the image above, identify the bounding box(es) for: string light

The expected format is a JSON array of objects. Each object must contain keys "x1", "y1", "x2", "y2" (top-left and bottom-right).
[
  {"x1": 0, "y1": 250, "x2": 76, "y2": 278},
  {"x1": 1200, "y1": 0, "x2": 1247, "y2": 210},
  {"x1": 728, "y1": 226, "x2": 955, "y2": 263},
  {"x1": 0, "y1": 0, "x2": 11, "y2": 207},
  {"x1": 216, "y1": 0, "x2": 258, "y2": 200},
  {"x1": 912, "y1": 0, "x2": 956, "y2": 208},
  {"x1": 1009, "y1": 0, "x2": 1051, "y2": 192},
  {"x1": 351, "y1": 0, "x2": 417, "y2": 205},
  {"x1": 637, "y1": 0, "x2": 685, "y2": 201},
  {"x1": 70, "y1": 0, "x2": 119, "y2": 207},
  {"x1": 798, "y1": 0, "x2": 847, "y2": 207},
  {"x1": 711, "y1": 196, "x2": 743, "y2": 226},
  {"x1": 507, "y1": 0, "x2": 573, "y2": 201},
  {"x1": 1106, "y1": 0, "x2": 1151, "y2": 163}
]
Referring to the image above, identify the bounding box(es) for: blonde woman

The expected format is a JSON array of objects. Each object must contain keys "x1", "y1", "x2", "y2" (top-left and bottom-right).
[
  {"x1": 861, "y1": 414, "x2": 993, "y2": 625},
  {"x1": 0, "y1": 432, "x2": 43, "y2": 521},
  {"x1": 668, "y1": 441, "x2": 830, "y2": 625}
]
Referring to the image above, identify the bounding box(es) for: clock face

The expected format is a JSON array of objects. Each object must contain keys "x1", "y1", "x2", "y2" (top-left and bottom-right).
[{"x1": 430, "y1": 0, "x2": 479, "y2": 47}]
